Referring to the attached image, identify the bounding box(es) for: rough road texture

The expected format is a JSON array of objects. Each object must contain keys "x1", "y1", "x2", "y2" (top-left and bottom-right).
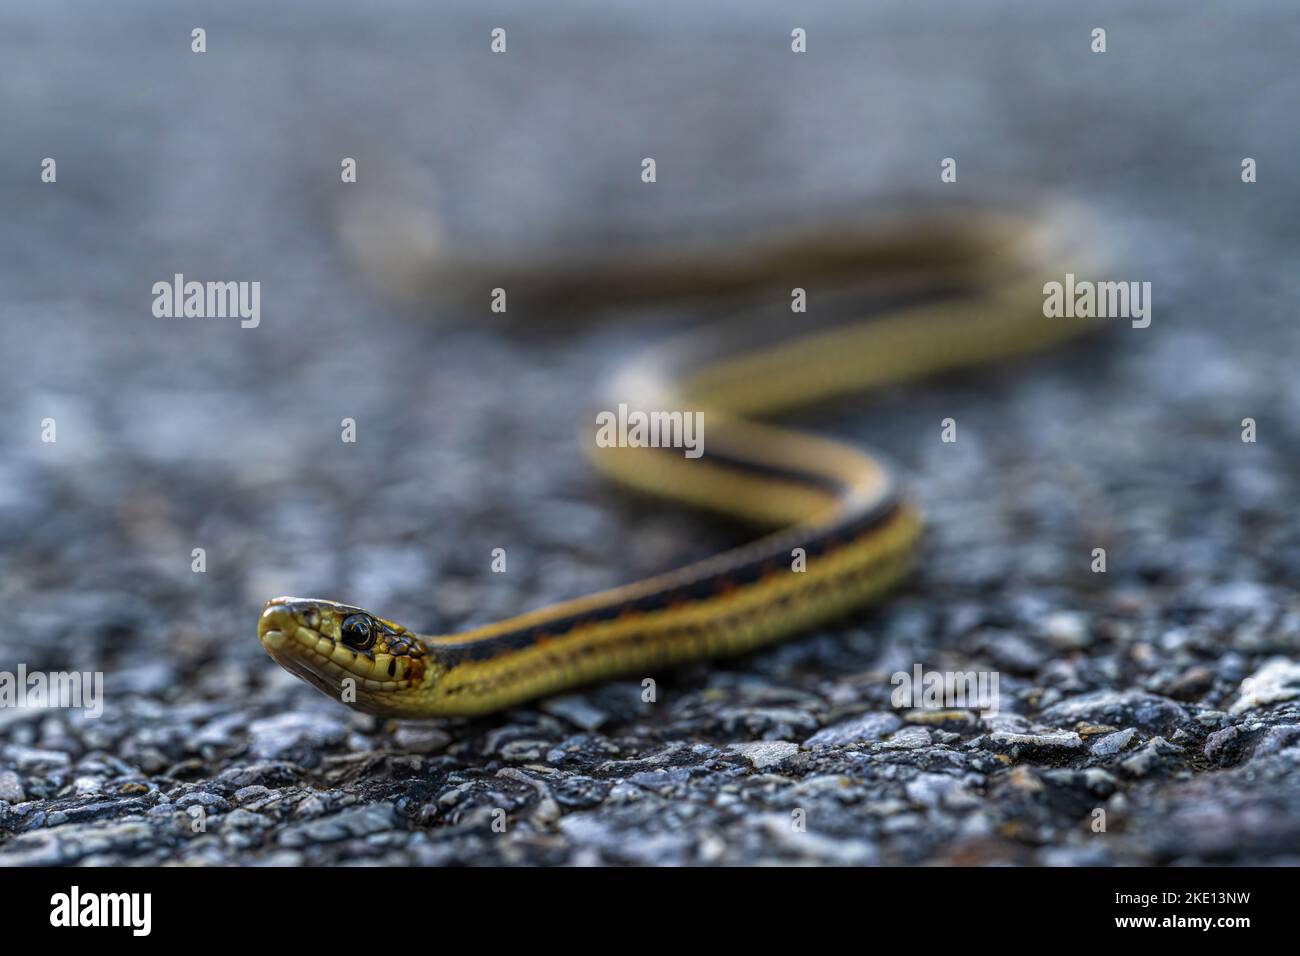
[{"x1": 2, "y1": 2, "x2": 1299, "y2": 865}]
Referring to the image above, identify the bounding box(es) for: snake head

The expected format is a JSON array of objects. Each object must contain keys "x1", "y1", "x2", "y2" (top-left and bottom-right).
[{"x1": 258, "y1": 597, "x2": 428, "y2": 714}]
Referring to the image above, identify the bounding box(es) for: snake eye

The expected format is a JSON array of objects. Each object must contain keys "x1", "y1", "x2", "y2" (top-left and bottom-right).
[{"x1": 340, "y1": 614, "x2": 376, "y2": 650}]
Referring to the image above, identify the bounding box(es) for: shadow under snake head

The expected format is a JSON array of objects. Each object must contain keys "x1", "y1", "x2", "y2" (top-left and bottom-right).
[{"x1": 258, "y1": 597, "x2": 429, "y2": 714}]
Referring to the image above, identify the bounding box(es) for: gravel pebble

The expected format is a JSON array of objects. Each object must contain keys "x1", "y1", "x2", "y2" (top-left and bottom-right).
[
  {"x1": 1230, "y1": 659, "x2": 1300, "y2": 715},
  {"x1": 729, "y1": 741, "x2": 800, "y2": 770},
  {"x1": 988, "y1": 730, "x2": 1085, "y2": 753},
  {"x1": 248, "y1": 713, "x2": 348, "y2": 763},
  {"x1": 1040, "y1": 691, "x2": 1189, "y2": 735},
  {"x1": 1090, "y1": 728, "x2": 1139, "y2": 757},
  {"x1": 804, "y1": 712, "x2": 902, "y2": 749},
  {"x1": 0, "y1": 770, "x2": 25, "y2": 803}
]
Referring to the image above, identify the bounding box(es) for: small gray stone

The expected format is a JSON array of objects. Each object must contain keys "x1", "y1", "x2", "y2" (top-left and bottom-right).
[
  {"x1": 989, "y1": 730, "x2": 1084, "y2": 752},
  {"x1": 1250, "y1": 724, "x2": 1300, "y2": 758},
  {"x1": 628, "y1": 768, "x2": 693, "y2": 791},
  {"x1": 1039, "y1": 611, "x2": 1091, "y2": 649},
  {"x1": 986, "y1": 713, "x2": 1032, "y2": 734},
  {"x1": 758, "y1": 815, "x2": 878, "y2": 864},
  {"x1": 248, "y1": 713, "x2": 347, "y2": 762},
  {"x1": 1090, "y1": 728, "x2": 1138, "y2": 756},
  {"x1": 1201, "y1": 581, "x2": 1272, "y2": 612},
  {"x1": 193, "y1": 713, "x2": 249, "y2": 749},
  {"x1": 233, "y1": 785, "x2": 275, "y2": 806},
  {"x1": 175, "y1": 791, "x2": 229, "y2": 811},
  {"x1": 499, "y1": 740, "x2": 549, "y2": 762},
  {"x1": 803, "y1": 712, "x2": 902, "y2": 749},
  {"x1": 294, "y1": 794, "x2": 327, "y2": 818},
  {"x1": 1119, "y1": 737, "x2": 1183, "y2": 777},
  {"x1": 1082, "y1": 768, "x2": 1119, "y2": 792},
  {"x1": 279, "y1": 802, "x2": 398, "y2": 846},
  {"x1": 1203, "y1": 725, "x2": 1240, "y2": 762},
  {"x1": 392, "y1": 725, "x2": 452, "y2": 754},
  {"x1": 1163, "y1": 665, "x2": 1214, "y2": 701},
  {"x1": 1229, "y1": 658, "x2": 1300, "y2": 715},
  {"x1": 2, "y1": 745, "x2": 70, "y2": 773},
  {"x1": 984, "y1": 631, "x2": 1047, "y2": 671},
  {"x1": 0, "y1": 770, "x2": 24, "y2": 803},
  {"x1": 719, "y1": 706, "x2": 820, "y2": 739},
  {"x1": 4, "y1": 820, "x2": 153, "y2": 866},
  {"x1": 217, "y1": 763, "x2": 300, "y2": 790},
  {"x1": 729, "y1": 740, "x2": 799, "y2": 770},
  {"x1": 1040, "y1": 690, "x2": 1189, "y2": 734},
  {"x1": 905, "y1": 773, "x2": 969, "y2": 809},
  {"x1": 878, "y1": 726, "x2": 933, "y2": 749},
  {"x1": 222, "y1": 808, "x2": 271, "y2": 829}
]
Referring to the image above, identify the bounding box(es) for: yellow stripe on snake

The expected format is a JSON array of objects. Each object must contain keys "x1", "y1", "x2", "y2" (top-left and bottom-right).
[{"x1": 258, "y1": 201, "x2": 1106, "y2": 717}]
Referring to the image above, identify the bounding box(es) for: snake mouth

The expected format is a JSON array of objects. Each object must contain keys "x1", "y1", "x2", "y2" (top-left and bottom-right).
[
  {"x1": 258, "y1": 601, "x2": 344, "y2": 701},
  {"x1": 258, "y1": 601, "x2": 297, "y2": 652}
]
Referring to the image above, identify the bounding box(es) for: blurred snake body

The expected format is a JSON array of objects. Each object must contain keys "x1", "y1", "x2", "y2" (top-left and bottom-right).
[{"x1": 259, "y1": 201, "x2": 1104, "y2": 717}]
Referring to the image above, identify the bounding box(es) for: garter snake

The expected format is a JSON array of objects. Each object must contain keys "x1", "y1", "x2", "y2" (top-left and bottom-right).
[{"x1": 259, "y1": 200, "x2": 1105, "y2": 717}]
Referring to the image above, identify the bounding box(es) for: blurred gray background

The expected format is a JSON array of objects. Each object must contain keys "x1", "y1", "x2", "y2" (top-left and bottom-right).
[{"x1": 1, "y1": 0, "x2": 1298, "y2": 865}]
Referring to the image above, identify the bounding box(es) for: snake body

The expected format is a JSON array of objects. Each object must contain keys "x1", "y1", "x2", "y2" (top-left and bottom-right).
[{"x1": 259, "y1": 201, "x2": 1104, "y2": 717}]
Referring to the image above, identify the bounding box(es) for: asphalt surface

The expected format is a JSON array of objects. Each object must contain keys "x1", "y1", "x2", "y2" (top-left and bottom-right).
[{"x1": 1, "y1": 0, "x2": 1299, "y2": 865}]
